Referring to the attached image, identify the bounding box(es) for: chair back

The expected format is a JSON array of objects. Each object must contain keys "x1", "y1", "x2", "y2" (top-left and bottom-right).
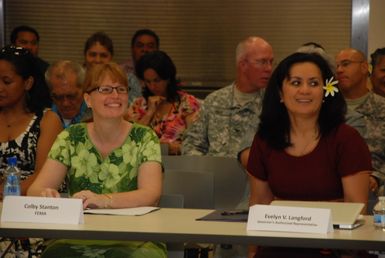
[
  {"x1": 160, "y1": 143, "x2": 169, "y2": 155},
  {"x1": 162, "y1": 169, "x2": 214, "y2": 209},
  {"x1": 162, "y1": 155, "x2": 247, "y2": 209},
  {"x1": 159, "y1": 193, "x2": 184, "y2": 208}
]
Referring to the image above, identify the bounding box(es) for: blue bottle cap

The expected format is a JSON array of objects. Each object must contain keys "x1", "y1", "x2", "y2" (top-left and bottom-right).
[{"x1": 7, "y1": 156, "x2": 17, "y2": 166}]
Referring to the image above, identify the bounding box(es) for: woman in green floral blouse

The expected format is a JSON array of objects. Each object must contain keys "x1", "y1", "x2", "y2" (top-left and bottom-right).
[{"x1": 28, "y1": 62, "x2": 166, "y2": 258}]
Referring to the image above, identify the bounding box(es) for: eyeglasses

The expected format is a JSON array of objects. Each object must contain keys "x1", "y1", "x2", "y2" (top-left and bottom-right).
[
  {"x1": 246, "y1": 59, "x2": 275, "y2": 67},
  {"x1": 51, "y1": 93, "x2": 80, "y2": 102},
  {"x1": 89, "y1": 85, "x2": 129, "y2": 94},
  {"x1": 336, "y1": 60, "x2": 364, "y2": 69},
  {"x1": 1, "y1": 45, "x2": 31, "y2": 56}
]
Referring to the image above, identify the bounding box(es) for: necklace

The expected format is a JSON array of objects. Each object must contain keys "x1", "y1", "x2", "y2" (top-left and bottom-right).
[
  {"x1": 289, "y1": 131, "x2": 319, "y2": 156},
  {"x1": 298, "y1": 137, "x2": 319, "y2": 155}
]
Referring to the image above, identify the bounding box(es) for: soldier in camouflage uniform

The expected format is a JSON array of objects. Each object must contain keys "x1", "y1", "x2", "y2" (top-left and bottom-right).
[
  {"x1": 182, "y1": 37, "x2": 274, "y2": 158},
  {"x1": 182, "y1": 35, "x2": 274, "y2": 258},
  {"x1": 336, "y1": 48, "x2": 385, "y2": 193}
]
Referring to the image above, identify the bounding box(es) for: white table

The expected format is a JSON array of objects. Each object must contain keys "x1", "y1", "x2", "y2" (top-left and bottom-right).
[{"x1": 1, "y1": 208, "x2": 385, "y2": 251}]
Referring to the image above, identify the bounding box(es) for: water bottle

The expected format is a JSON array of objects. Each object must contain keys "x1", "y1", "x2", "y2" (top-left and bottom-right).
[
  {"x1": 373, "y1": 196, "x2": 385, "y2": 230},
  {"x1": 3, "y1": 156, "x2": 21, "y2": 197}
]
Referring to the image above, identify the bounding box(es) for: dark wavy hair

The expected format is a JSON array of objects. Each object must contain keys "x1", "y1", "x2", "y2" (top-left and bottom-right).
[
  {"x1": 83, "y1": 31, "x2": 114, "y2": 56},
  {"x1": 135, "y1": 50, "x2": 180, "y2": 102},
  {"x1": 10, "y1": 25, "x2": 40, "y2": 44},
  {"x1": 131, "y1": 29, "x2": 159, "y2": 49},
  {"x1": 370, "y1": 47, "x2": 385, "y2": 68},
  {"x1": 258, "y1": 52, "x2": 346, "y2": 150},
  {"x1": 0, "y1": 45, "x2": 51, "y2": 113}
]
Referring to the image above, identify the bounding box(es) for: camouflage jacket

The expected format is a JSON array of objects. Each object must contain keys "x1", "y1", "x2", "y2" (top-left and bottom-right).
[
  {"x1": 346, "y1": 92, "x2": 385, "y2": 183},
  {"x1": 182, "y1": 83, "x2": 263, "y2": 158}
]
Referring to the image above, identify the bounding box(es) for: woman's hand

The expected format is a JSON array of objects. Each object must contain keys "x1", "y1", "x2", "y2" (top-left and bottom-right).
[
  {"x1": 167, "y1": 141, "x2": 181, "y2": 155},
  {"x1": 136, "y1": 96, "x2": 166, "y2": 126},
  {"x1": 185, "y1": 111, "x2": 200, "y2": 127},
  {"x1": 147, "y1": 96, "x2": 166, "y2": 113},
  {"x1": 40, "y1": 188, "x2": 61, "y2": 198},
  {"x1": 73, "y1": 190, "x2": 111, "y2": 209}
]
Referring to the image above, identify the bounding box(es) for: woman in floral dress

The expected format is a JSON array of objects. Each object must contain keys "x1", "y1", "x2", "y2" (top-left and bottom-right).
[
  {"x1": 28, "y1": 62, "x2": 166, "y2": 258},
  {"x1": 127, "y1": 50, "x2": 200, "y2": 155}
]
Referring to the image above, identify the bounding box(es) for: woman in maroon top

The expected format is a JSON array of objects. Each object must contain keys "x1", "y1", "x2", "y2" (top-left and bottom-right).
[{"x1": 247, "y1": 53, "x2": 372, "y2": 258}]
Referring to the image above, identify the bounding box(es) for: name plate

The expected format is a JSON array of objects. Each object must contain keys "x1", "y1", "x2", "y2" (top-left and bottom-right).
[
  {"x1": 1, "y1": 196, "x2": 84, "y2": 224},
  {"x1": 247, "y1": 204, "x2": 333, "y2": 234}
]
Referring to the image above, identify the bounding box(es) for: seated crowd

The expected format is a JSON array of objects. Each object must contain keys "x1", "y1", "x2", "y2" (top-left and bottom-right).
[{"x1": 1, "y1": 24, "x2": 385, "y2": 258}]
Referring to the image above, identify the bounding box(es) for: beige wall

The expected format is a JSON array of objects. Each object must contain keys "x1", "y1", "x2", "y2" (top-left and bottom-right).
[{"x1": 368, "y1": 0, "x2": 385, "y2": 59}]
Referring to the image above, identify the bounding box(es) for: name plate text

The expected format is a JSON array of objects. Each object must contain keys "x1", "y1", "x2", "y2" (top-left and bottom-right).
[
  {"x1": 247, "y1": 204, "x2": 332, "y2": 234},
  {"x1": 1, "y1": 196, "x2": 84, "y2": 224}
]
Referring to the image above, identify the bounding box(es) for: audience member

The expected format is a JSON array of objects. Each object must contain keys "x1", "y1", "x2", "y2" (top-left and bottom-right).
[
  {"x1": 10, "y1": 25, "x2": 49, "y2": 75},
  {"x1": 0, "y1": 45, "x2": 62, "y2": 197},
  {"x1": 370, "y1": 47, "x2": 385, "y2": 97},
  {"x1": 83, "y1": 31, "x2": 113, "y2": 69},
  {"x1": 28, "y1": 62, "x2": 166, "y2": 258},
  {"x1": 248, "y1": 52, "x2": 371, "y2": 257},
  {"x1": 182, "y1": 36, "x2": 273, "y2": 258},
  {"x1": 232, "y1": 42, "x2": 339, "y2": 168},
  {"x1": 336, "y1": 48, "x2": 385, "y2": 193},
  {"x1": 296, "y1": 42, "x2": 336, "y2": 73},
  {"x1": 11, "y1": 26, "x2": 52, "y2": 108},
  {"x1": 45, "y1": 60, "x2": 87, "y2": 128},
  {"x1": 182, "y1": 36, "x2": 273, "y2": 157},
  {"x1": 127, "y1": 51, "x2": 200, "y2": 155},
  {"x1": 238, "y1": 41, "x2": 338, "y2": 169},
  {"x1": 121, "y1": 29, "x2": 160, "y2": 103}
]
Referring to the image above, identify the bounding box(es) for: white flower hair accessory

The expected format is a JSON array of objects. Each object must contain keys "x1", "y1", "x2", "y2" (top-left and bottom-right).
[{"x1": 323, "y1": 76, "x2": 339, "y2": 97}]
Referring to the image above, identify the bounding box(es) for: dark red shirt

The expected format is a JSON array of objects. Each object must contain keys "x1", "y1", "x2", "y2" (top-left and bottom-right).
[{"x1": 247, "y1": 124, "x2": 372, "y2": 201}]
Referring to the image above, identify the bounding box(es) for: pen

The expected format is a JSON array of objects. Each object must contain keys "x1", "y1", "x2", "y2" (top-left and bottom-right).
[{"x1": 221, "y1": 210, "x2": 249, "y2": 216}]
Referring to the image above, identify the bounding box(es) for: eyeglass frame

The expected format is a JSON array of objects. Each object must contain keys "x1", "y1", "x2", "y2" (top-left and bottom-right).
[
  {"x1": 87, "y1": 85, "x2": 130, "y2": 95},
  {"x1": 51, "y1": 92, "x2": 82, "y2": 102},
  {"x1": 336, "y1": 60, "x2": 364, "y2": 69},
  {"x1": 245, "y1": 58, "x2": 275, "y2": 67}
]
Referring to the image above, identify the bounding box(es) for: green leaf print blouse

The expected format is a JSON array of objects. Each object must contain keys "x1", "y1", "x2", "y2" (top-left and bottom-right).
[{"x1": 48, "y1": 122, "x2": 161, "y2": 196}]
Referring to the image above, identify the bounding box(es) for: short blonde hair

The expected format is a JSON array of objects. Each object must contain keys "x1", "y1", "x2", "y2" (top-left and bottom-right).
[
  {"x1": 83, "y1": 62, "x2": 128, "y2": 93},
  {"x1": 235, "y1": 36, "x2": 271, "y2": 65}
]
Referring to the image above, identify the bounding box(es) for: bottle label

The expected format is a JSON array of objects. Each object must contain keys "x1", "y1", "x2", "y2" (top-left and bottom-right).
[
  {"x1": 3, "y1": 175, "x2": 20, "y2": 196},
  {"x1": 373, "y1": 214, "x2": 385, "y2": 226}
]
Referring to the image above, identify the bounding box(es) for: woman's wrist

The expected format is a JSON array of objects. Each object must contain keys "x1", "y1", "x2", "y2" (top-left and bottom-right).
[
  {"x1": 145, "y1": 109, "x2": 156, "y2": 118},
  {"x1": 103, "y1": 194, "x2": 113, "y2": 208}
]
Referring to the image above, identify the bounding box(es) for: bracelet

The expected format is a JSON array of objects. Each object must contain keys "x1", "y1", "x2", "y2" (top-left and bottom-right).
[{"x1": 103, "y1": 194, "x2": 113, "y2": 209}]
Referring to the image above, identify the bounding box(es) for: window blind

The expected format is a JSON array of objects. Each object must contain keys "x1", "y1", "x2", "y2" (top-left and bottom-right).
[{"x1": 5, "y1": 0, "x2": 351, "y2": 88}]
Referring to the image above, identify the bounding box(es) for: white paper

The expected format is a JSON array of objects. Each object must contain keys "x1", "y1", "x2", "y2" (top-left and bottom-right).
[
  {"x1": 84, "y1": 206, "x2": 159, "y2": 216},
  {"x1": 247, "y1": 204, "x2": 333, "y2": 234},
  {"x1": 1, "y1": 196, "x2": 84, "y2": 224}
]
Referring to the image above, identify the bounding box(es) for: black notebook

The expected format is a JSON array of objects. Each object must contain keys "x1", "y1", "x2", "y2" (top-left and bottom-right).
[{"x1": 196, "y1": 210, "x2": 248, "y2": 222}]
